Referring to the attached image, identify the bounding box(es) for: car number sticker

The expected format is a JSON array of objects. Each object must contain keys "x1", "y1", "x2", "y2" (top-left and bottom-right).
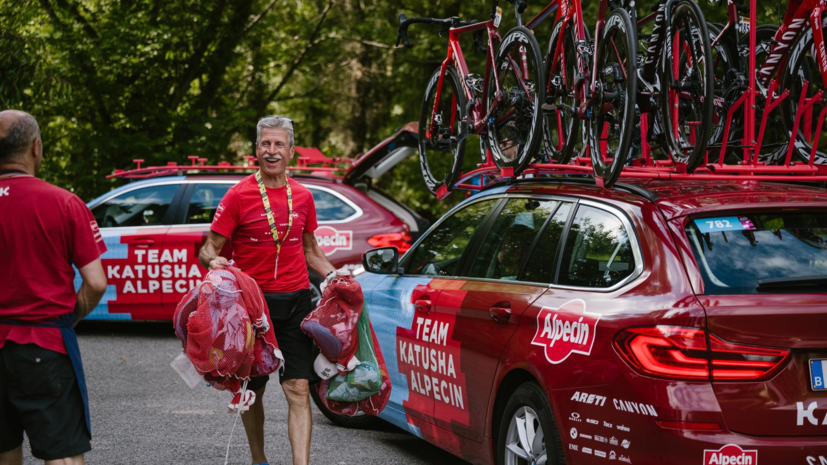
[
  {"x1": 810, "y1": 359, "x2": 827, "y2": 391},
  {"x1": 694, "y1": 216, "x2": 755, "y2": 233}
]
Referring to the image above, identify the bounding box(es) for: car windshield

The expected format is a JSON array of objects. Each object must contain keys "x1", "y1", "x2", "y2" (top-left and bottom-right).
[{"x1": 685, "y1": 211, "x2": 827, "y2": 294}]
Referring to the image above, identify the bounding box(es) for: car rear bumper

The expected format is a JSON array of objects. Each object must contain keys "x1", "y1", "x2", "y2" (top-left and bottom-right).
[{"x1": 551, "y1": 370, "x2": 827, "y2": 464}]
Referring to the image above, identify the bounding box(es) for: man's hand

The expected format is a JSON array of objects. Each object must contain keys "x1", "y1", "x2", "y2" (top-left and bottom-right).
[
  {"x1": 200, "y1": 231, "x2": 229, "y2": 270},
  {"x1": 209, "y1": 256, "x2": 229, "y2": 270}
]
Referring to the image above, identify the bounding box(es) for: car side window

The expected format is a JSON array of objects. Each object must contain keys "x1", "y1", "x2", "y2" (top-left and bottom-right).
[
  {"x1": 468, "y1": 199, "x2": 561, "y2": 281},
  {"x1": 310, "y1": 188, "x2": 357, "y2": 221},
  {"x1": 186, "y1": 184, "x2": 232, "y2": 224},
  {"x1": 407, "y1": 199, "x2": 498, "y2": 276},
  {"x1": 558, "y1": 205, "x2": 636, "y2": 288},
  {"x1": 522, "y1": 202, "x2": 573, "y2": 283},
  {"x1": 92, "y1": 184, "x2": 179, "y2": 228}
]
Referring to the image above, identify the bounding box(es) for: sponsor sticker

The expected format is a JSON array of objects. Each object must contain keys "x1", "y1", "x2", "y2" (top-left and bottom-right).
[
  {"x1": 532, "y1": 300, "x2": 600, "y2": 364},
  {"x1": 703, "y1": 444, "x2": 757, "y2": 465},
  {"x1": 807, "y1": 456, "x2": 827, "y2": 465},
  {"x1": 570, "y1": 428, "x2": 578, "y2": 439},
  {"x1": 315, "y1": 226, "x2": 353, "y2": 255},
  {"x1": 571, "y1": 391, "x2": 608, "y2": 406},
  {"x1": 570, "y1": 412, "x2": 582, "y2": 422},
  {"x1": 595, "y1": 450, "x2": 607, "y2": 458},
  {"x1": 797, "y1": 401, "x2": 827, "y2": 426},
  {"x1": 583, "y1": 447, "x2": 593, "y2": 455}
]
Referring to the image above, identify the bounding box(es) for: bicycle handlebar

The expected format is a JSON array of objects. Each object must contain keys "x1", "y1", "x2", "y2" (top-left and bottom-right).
[{"x1": 396, "y1": 13, "x2": 479, "y2": 48}]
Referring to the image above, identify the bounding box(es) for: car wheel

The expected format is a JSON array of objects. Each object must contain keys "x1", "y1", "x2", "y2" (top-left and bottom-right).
[
  {"x1": 497, "y1": 382, "x2": 565, "y2": 465},
  {"x1": 307, "y1": 339, "x2": 379, "y2": 428}
]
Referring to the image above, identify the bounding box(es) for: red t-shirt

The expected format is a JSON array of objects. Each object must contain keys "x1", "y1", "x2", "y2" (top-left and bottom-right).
[
  {"x1": 0, "y1": 176, "x2": 107, "y2": 354},
  {"x1": 211, "y1": 175, "x2": 318, "y2": 293}
]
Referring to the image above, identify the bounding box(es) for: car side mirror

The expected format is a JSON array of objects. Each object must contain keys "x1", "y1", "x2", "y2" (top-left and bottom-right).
[{"x1": 362, "y1": 247, "x2": 400, "y2": 274}]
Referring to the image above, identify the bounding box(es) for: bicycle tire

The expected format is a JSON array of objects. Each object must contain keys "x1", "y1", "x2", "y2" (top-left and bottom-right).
[
  {"x1": 588, "y1": 8, "x2": 637, "y2": 189},
  {"x1": 418, "y1": 66, "x2": 467, "y2": 195},
  {"x1": 657, "y1": 0, "x2": 714, "y2": 171},
  {"x1": 486, "y1": 26, "x2": 546, "y2": 175},
  {"x1": 543, "y1": 18, "x2": 581, "y2": 164},
  {"x1": 779, "y1": 16, "x2": 827, "y2": 165},
  {"x1": 706, "y1": 23, "x2": 739, "y2": 160}
]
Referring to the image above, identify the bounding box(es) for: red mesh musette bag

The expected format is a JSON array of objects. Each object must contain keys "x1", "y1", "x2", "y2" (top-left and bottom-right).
[
  {"x1": 173, "y1": 266, "x2": 283, "y2": 394},
  {"x1": 301, "y1": 274, "x2": 363, "y2": 373}
]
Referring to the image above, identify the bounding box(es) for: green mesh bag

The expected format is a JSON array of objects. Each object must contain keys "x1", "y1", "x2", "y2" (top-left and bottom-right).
[{"x1": 326, "y1": 309, "x2": 383, "y2": 402}]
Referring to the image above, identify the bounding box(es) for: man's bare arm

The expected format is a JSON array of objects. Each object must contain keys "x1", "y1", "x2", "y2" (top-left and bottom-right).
[
  {"x1": 199, "y1": 231, "x2": 229, "y2": 270},
  {"x1": 303, "y1": 232, "x2": 336, "y2": 278},
  {"x1": 75, "y1": 259, "x2": 107, "y2": 324}
]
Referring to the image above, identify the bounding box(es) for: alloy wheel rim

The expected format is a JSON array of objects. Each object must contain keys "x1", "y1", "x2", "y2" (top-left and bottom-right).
[{"x1": 504, "y1": 406, "x2": 547, "y2": 465}]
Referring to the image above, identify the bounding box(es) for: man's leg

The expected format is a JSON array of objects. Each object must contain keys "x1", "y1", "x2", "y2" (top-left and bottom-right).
[
  {"x1": 240, "y1": 386, "x2": 268, "y2": 464},
  {"x1": 281, "y1": 379, "x2": 312, "y2": 465},
  {"x1": 0, "y1": 446, "x2": 22, "y2": 465},
  {"x1": 44, "y1": 455, "x2": 85, "y2": 465}
]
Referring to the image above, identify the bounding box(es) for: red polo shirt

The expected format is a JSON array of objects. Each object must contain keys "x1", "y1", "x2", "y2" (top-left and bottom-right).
[
  {"x1": 211, "y1": 175, "x2": 318, "y2": 293},
  {"x1": 0, "y1": 176, "x2": 107, "y2": 354}
]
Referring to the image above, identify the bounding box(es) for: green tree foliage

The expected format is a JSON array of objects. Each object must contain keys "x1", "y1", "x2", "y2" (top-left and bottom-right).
[{"x1": 0, "y1": 0, "x2": 784, "y2": 218}]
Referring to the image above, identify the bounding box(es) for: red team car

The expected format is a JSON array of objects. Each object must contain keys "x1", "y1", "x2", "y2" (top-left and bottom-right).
[
  {"x1": 81, "y1": 126, "x2": 426, "y2": 320},
  {"x1": 337, "y1": 178, "x2": 827, "y2": 465}
]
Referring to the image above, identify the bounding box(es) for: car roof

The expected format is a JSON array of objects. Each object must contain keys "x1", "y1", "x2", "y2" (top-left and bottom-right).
[{"x1": 479, "y1": 177, "x2": 827, "y2": 220}]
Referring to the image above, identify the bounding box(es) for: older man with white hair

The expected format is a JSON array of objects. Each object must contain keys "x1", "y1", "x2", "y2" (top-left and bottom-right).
[{"x1": 199, "y1": 116, "x2": 336, "y2": 465}]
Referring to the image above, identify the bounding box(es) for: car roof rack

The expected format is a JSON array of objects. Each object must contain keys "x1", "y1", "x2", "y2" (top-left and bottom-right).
[
  {"x1": 485, "y1": 175, "x2": 661, "y2": 202},
  {"x1": 108, "y1": 151, "x2": 354, "y2": 180}
]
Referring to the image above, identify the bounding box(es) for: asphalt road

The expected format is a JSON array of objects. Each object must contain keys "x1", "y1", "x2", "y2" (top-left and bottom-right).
[{"x1": 19, "y1": 321, "x2": 468, "y2": 465}]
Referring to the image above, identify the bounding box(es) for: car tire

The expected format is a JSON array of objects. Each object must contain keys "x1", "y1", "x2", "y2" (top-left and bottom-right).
[
  {"x1": 497, "y1": 382, "x2": 565, "y2": 465},
  {"x1": 308, "y1": 344, "x2": 380, "y2": 429}
]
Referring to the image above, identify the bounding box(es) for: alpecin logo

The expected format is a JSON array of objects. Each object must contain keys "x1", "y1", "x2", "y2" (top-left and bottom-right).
[
  {"x1": 315, "y1": 226, "x2": 353, "y2": 255},
  {"x1": 703, "y1": 444, "x2": 757, "y2": 465},
  {"x1": 531, "y1": 299, "x2": 600, "y2": 364}
]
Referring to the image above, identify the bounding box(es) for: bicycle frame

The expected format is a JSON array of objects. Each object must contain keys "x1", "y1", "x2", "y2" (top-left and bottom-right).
[
  {"x1": 546, "y1": 0, "x2": 613, "y2": 119},
  {"x1": 429, "y1": 21, "x2": 503, "y2": 140},
  {"x1": 758, "y1": 0, "x2": 827, "y2": 89}
]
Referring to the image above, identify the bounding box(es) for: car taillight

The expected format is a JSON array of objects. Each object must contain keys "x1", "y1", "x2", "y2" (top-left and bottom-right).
[
  {"x1": 367, "y1": 232, "x2": 412, "y2": 254},
  {"x1": 614, "y1": 326, "x2": 790, "y2": 381}
]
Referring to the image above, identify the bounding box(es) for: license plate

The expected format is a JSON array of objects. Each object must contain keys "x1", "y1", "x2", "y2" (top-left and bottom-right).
[{"x1": 810, "y1": 359, "x2": 827, "y2": 391}]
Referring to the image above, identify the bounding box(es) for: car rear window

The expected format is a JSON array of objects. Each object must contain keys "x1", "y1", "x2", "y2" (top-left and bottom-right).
[{"x1": 685, "y1": 211, "x2": 827, "y2": 294}]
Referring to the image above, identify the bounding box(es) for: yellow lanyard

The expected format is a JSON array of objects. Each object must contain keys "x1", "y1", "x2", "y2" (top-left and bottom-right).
[{"x1": 255, "y1": 170, "x2": 293, "y2": 279}]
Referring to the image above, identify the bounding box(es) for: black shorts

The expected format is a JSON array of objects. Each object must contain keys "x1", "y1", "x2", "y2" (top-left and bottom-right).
[
  {"x1": 0, "y1": 342, "x2": 91, "y2": 460},
  {"x1": 248, "y1": 288, "x2": 318, "y2": 391}
]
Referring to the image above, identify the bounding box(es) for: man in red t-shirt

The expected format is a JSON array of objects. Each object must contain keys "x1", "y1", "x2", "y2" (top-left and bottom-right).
[
  {"x1": 199, "y1": 115, "x2": 336, "y2": 465},
  {"x1": 0, "y1": 110, "x2": 108, "y2": 465}
]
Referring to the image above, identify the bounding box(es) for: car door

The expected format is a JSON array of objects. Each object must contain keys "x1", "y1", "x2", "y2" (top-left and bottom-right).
[
  {"x1": 526, "y1": 201, "x2": 643, "y2": 388},
  {"x1": 368, "y1": 197, "x2": 501, "y2": 434},
  {"x1": 87, "y1": 182, "x2": 182, "y2": 320},
  {"x1": 432, "y1": 198, "x2": 573, "y2": 441},
  {"x1": 161, "y1": 181, "x2": 235, "y2": 315}
]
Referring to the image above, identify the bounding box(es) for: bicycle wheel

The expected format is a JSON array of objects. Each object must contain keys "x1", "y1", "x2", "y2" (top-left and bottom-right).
[
  {"x1": 588, "y1": 8, "x2": 637, "y2": 189},
  {"x1": 486, "y1": 26, "x2": 545, "y2": 174},
  {"x1": 706, "y1": 23, "x2": 738, "y2": 160},
  {"x1": 657, "y1": 0, "x2": 714, "y2": 171},
  {"x1": 779, "y1": 16, "x2": 827, "y2": 165},
  {"x1": 419, "y1": 66, "x2": 467, "y2": 194},
  {"x1": 543, "y1": 18, "x2": 580, "y2": 164}
]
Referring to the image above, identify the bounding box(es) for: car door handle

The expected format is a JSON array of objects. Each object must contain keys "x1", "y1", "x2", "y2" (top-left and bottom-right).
[
  {"x1": 489, "y1": 305, "x2": 512, "y2": 323},
  {"x1": 414, "y1": 299, "x2": 432, "y2": 314},
  {"x1": 132, "y1": 238, "x2": 155, "y2": 247}
]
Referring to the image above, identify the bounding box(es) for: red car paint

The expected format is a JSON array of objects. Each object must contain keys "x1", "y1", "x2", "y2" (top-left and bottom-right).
[{"x1": 365, "y1": 180, "x2": 827, "y2": 464}]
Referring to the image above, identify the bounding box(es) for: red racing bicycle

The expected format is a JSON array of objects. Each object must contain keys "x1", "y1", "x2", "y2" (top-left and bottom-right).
[{"x1": 397, "y1": 0, "x2": 546, "y2": 196}]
